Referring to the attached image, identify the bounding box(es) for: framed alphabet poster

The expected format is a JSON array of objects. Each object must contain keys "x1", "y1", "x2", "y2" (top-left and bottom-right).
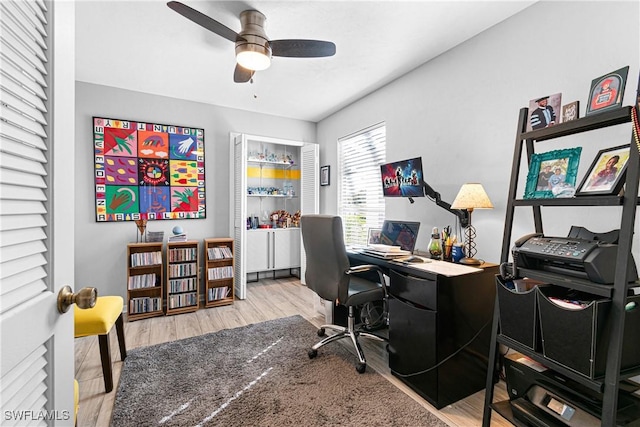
[{"x1": 93, "y1": 117, "x2": 206, "y2": 222}]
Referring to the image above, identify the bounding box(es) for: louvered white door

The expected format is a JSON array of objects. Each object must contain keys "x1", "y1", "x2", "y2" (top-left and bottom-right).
[
  {"x1": 299, "y1": 143, "x2": 319, "y2": 285},
  {"x1": 232, "y1": 134, "x2": 247, "y2": 299},
  {"x1": 1, "y1": 1, "x2": 75, "y2": 425}
]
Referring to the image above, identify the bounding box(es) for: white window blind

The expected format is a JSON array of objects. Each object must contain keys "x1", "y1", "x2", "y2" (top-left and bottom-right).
[{"x1": 338, "y1": 123, "x2": 386, "y2": 245}]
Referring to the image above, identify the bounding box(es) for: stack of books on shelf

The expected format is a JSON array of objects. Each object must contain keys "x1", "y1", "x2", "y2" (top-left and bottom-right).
[
  {"x1": 129, "y1": 296, "x2": 162, "y2": 314},
  {"x1": 168, "y1": 277, "x2": 197, "y2": 293},
  {"x1": 130, "y1": 251, "x2": 162, "y2": 267},
  {"x1": 147, "y1": 231, "x2": 164, "y2": 243},
  {"x1": 207, "y1": 246, "x2": 233, "y2": 260},
  {"x1": 169, "y1": 247, "x2": 197, "y2": 262},
  {"x1": 168, "y1": 292, "x2": 197, "y2": 309},
  {"x1": 208, "y1": 286, "x2": 231, "y2": 301},
  {"x1": 168, "y1": 233, "x2": 187, "y2": 242},
  {"x1": 208, "y1": 266, "x2": 234, "y2": 280},
  {"x1": 169, "y1": 262, "x2": 197, "y2": 277},
  {"x1": 128, "y1": 273, "x2": 157, "y2": 290}
]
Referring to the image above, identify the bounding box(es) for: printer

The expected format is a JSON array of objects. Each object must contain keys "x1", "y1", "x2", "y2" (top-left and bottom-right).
[
  {"x1": 511, "y1": 227, "x2": 638, "y2": 284},
  {"x1": 504, "y1": 353, "x2": 640, "y2": 426}
]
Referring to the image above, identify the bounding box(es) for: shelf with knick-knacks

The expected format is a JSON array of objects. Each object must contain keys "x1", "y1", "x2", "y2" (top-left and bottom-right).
[{"x1": 247, "y1": 142, "x2": 300, "y2": 215}]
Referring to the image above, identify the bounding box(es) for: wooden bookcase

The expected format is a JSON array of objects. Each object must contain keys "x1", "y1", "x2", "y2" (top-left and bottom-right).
[
  {"x1": 127, "y1": 242, "x2": 164, "y2": 321},
  {"x1": 166, "y1": 240, "x2": 200, "y2": 315},
  {"x1": 204, "y1": 238, "x2": 235, "y2": 308}
]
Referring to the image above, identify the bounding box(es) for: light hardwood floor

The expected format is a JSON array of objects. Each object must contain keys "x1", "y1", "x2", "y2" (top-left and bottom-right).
[{"x1": 75, "y1": 277, "x2": 510, "y2": 426}]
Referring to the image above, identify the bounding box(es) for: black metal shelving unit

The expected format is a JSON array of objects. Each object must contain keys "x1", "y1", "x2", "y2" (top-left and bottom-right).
[{"x1": 482, "y1": 84, "x2": 640, "y2": 427}]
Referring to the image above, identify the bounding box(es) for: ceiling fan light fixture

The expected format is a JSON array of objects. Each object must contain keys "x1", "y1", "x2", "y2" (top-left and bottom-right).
[
  {"x1": 236, "y1": 45, "x2": 271, "y2": 71},
  {"x1": 168, "y1": 3, "x2": 336, "y2": 82}
]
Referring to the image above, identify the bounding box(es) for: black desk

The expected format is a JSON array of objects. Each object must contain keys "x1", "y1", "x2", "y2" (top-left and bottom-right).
[{"x1": 347, "y1": 251, "x2": 498, "y2": 409}]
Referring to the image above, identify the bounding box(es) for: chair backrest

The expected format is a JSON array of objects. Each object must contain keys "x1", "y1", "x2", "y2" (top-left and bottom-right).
[{"x1": 300, "y1": 215, "x2": 351, "y2": 303}]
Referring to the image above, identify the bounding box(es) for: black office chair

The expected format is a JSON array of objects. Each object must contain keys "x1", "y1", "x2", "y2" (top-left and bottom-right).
[{"x1": 301, "y1": 214, "x2": 388, "y2": 373}]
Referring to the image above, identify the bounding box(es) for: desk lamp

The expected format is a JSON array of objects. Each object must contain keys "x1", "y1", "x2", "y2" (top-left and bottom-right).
[{"x1": 451, "y1": 183, "x2": 493, "y2": 265}]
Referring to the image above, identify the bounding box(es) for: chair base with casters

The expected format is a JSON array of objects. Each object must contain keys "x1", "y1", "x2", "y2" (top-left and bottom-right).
[
  {"x1": 308, "y1": 305, "x2": 387, "y2": 373},
  {"x1": 74, "y1": 296, "x2": 127, "y2": 393}
]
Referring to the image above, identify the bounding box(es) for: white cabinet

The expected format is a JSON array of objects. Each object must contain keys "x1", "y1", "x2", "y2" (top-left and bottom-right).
[
  {"x1": 246, "y1": 228, "x2": 301, "y2": 273},
  {"x1": 231, "y1": 133, "x2": 319, "y2": 299},
  {"x1": 273, "y1": 228, "x2": 301, "y2": 270},
  {"x1": 246, "y1": 230, "x2": 270, "y2": 273}
]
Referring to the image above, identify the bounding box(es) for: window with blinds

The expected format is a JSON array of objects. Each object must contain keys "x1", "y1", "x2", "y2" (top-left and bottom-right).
[{"x1": 338, "y1": 123, "x2": 386, "y2": 246}]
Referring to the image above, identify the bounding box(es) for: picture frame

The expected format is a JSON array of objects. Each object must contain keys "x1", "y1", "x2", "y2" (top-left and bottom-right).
[
  {"x1": 523, "y1": 147, "x2": 582, "y2": 199},
  {"x1": 561, "y1": 101, "x2": 580, "y2": 123},
  {"x1": 576, "y1": 144, "x2": 630, "y2": 196},
  {"x1": 367, "y1": 228, "x2": 382, "y2": 245},
  {"x1": 585, "y1": 66, "x2": 629, "y2": 116},
  {"x1": 320, "y1": 165, "x2": 330, "y2": 186},
  {"x1": 526, "y1": 92, "x2": 562, "y2": 132}
]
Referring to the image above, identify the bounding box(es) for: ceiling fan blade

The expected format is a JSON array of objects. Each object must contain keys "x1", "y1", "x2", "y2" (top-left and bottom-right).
[
  {"x1": 167, "y1": 1, "x2": 244, "y2": 43},
  {"x1": 234, "y1": 64, "x2": 255, "y2": 83},
  {"x1": 270, "y1": 40, "x2": 336, "y2": 58}
]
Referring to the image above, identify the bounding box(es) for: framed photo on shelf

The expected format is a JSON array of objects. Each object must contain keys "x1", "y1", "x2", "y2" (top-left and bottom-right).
[
  {"x1": 320, "y1": 165, "x2": 330, "y2": 186},
  {"x1": 526, "y1": 92, "x2": 562, "y2": 132},
  {"x1": 585, "y1": 66, "x2": 629, "y2": 116},
  {"x1": 367, "y1": 228, "x2": 382, "y2": 245},
  {"x1": 576, "y1": 144, "x2": 630, "y2": 196},
  {"x1": 561, "y1": 101, "x2": 580, "y2": 123},
  {"x1": 523, "y1": 147, "x2": 582, "y2": 199}
]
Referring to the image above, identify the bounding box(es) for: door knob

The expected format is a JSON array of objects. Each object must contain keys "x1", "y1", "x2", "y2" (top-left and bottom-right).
[{"x1": 57, "y1": 285, "x2": 98, "y2": 313}]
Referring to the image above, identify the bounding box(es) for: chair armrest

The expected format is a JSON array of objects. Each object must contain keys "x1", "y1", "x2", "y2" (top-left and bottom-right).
[{"x1": 346, "y1": 264, "x2": 388, "y2": 298}]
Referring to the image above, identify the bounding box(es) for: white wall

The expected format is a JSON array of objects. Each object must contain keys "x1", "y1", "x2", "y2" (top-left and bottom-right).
[
  {"x1": 75, "y1": 82, "x2": 315, "y2": 301},
  {"x1": 317, "y1": 1, "x2": 640, "y2": 264}
]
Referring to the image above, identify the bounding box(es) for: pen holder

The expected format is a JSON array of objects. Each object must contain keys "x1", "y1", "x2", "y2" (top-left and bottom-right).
[
  {"x1": 451, "y1": 244, "x2": 465, "y2": 263},
  {"x1": 443, "y1": 244, "x2": 453, "y2": 262}
]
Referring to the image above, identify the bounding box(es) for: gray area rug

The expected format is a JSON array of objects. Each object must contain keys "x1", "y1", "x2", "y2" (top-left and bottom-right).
[{"x1": 112, "y1": 315, "x2": 449, "y2": 426}]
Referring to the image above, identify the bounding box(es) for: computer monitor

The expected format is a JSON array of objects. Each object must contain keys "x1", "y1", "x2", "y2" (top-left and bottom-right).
[
  {"x1": 380, "y1": 157, "x2": 424, "y2": 198},
  {"x1": 379, "y1": 220, "x2": 421, "y2": 253}
]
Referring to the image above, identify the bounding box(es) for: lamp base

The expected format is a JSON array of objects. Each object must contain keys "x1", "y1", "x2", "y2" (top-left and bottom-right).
[{"x1": 459, "y1": 257, "x2": 482, "y2": 266}]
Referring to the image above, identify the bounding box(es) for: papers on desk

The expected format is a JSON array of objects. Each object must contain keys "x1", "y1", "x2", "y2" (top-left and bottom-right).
[
  {"x1": 392, "y1": 259, "x2": 483, "y2": 277},
  {"x1": 362, "y1": 244, "x2": 411, "y2": 259},
  {"x1": 368, "y1": 244, "x2": 402, "y2": 252}
]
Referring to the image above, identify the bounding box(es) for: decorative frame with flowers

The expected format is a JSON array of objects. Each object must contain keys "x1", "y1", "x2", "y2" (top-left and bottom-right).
[{"x1": 523, "y1": 147, "x2": 582, "y2": 199}]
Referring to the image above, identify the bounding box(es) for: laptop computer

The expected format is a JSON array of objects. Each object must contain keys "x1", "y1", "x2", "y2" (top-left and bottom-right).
[
  {"x1": 379, "y1": 220, "x2": 420, "y2": 252},
  {"x1": 362, "y1": 220, "x2": 420, "y2": 258}
]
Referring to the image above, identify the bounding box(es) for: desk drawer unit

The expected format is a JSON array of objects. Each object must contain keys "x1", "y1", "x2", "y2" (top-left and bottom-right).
[
  {"x1": 388, "y1": 287, "x2": 438, "y2": 404},
  {"x1": 388, "y1": 270, "x2": 441, "y2": 406},
  {"x1": 388, "y1": 267, "x2": 497, "y2": 409}
]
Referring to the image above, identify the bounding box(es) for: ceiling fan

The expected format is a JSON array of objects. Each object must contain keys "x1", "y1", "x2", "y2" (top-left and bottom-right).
[{"x1": 167, "y1": 1, "x2": 336, "y2": 83}]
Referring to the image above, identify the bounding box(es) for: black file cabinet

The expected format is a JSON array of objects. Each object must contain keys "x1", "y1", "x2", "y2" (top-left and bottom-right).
[{"x1": 387, "y1": 265, "x2": 498, "y2": 409}]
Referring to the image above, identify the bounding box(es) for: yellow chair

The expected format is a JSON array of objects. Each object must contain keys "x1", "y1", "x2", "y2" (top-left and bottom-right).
[{"x1": 74, "y1": 296, "x2": 127, "y2": 393}]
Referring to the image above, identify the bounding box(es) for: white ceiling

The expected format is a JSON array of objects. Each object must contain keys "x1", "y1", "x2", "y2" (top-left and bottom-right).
[{"x1": 75, "y1": 1, "x2": 536, "y2": 122}]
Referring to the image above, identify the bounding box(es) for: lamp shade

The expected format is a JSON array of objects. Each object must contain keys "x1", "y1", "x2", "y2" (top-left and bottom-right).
[{"x1": 451, "y1": 183, "x2": 494, "y2": 210}]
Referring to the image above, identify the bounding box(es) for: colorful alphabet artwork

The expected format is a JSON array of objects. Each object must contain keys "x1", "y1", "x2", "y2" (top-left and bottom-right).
[{"x1": 93, "y1": 117, "x2": 206, "y2": 222}]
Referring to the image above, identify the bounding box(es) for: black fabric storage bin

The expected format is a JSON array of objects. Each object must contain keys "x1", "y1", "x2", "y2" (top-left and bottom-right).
[
  {"x1": 538, "y1": 288, "x2": 640, "y2": 379},
  {"x1": 496, "y1": 276, "x2": 540, "y2": 351}
]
